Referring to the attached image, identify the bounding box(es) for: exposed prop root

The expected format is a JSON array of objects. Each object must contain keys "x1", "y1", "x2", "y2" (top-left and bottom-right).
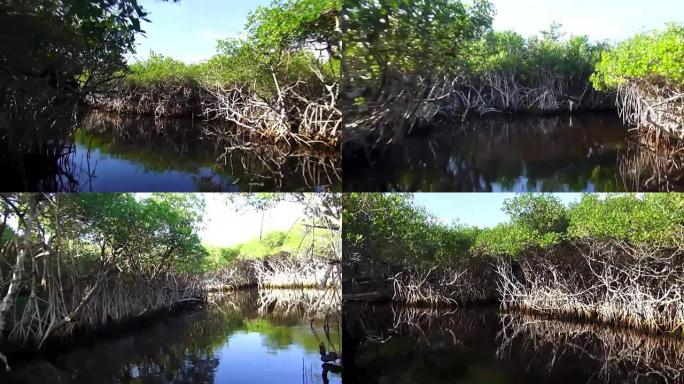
[
  {"x1": 345, "y1": 70, "x2": 612, "y2": 144},
  {"x1": 87, "y1": 69, "x2": 341, "y2": 148},
  {"x1": 496, "y1": 240, "x2": 684, "y2": 334},
  {"x1": 6, "y1": 273, "x2": 205, "y2": 349},
  {"x1": 203, "y1": 74, "x2": 340, "y2": 147},
  {"x1": 390, "y1": 262, "x2": 497, "y2": 307},
  {"x1": 204, "y1": 260, "x2": 256, "y2": 291},
  {"x1": 617, "y1": 80, "x2": 684, "y2": 141},
  {"x1": 87, "y1": 83, "x2": 206, "y2": 119},
  {"x1": 252, "y1": 253, "x2": 341, "y2": 289}
]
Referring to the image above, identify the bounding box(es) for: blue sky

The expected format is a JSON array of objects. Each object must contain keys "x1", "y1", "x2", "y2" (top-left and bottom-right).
[
  {"x1": 129, "y1": 0, "x2": 683, "y2": 63},
  {"x1": 413, "y1": 193, "x2": 584, "y2": 228},
  {"x1": 129, "y1": 0, "x2": 271, "y2": 63}
]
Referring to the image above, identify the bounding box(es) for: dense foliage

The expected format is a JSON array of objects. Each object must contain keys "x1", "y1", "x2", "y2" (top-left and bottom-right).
[
  {"x1": 344, "y1": 193, "x2": 684, "y2": 265},
  {"x1": 124, "y1": 0, "x2": 340, "y2": 98},
  {"x1": 342, "y1": 0, "x2": 614, "y2": 144},
  {"x1": 591, "y1": 23, "x2": 684, "y2": 90},
  {"x1": 0, "y1": 0, "x2": 150, "y2": 88},
  {"x1": 344, "y1": 2, "x2": 604, "y2": 91},
  {"x1": 202, "y1": 223, "x2": 336, "y2": 271},
  {"x1": 0, "y1": 193, "x2": 206, "y2": 277},
  {"x1": 469, "y1": 27, "x2": 607, "y2": 86},
  {"x1": 344, "y1": 0, "x2": 494, "y2": 96}
]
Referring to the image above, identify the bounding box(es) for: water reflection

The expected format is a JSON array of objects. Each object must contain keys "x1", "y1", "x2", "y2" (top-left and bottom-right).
[
  {"x1": 343, "y1": 113, "x2": 684, "y2": 192},
  {"x1": 0, "y1": 110, "x2": 341, "y2": 192},
  {"x1": 343, "y1": 303, "x2": 684, "y2": 383},
  {"x1": 1, "y1": 289, "x2": 341, "y2": 384}
]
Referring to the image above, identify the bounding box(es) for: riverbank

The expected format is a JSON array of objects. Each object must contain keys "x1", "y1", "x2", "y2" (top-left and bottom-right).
[
  {"x1": 204, "y1": 254, "x2": 343, "y2": 291},
  {"x1": 343, "y1": 193, "x2": 684, "y2": 337},
  {"x1": 1, "y1": 108, "x2": 342, "y2": 192},
  {"x1": 2, "y1": 282, "x2": 342, "y2": 372},
  {"x1": 1, "y1": 288, "x2": 341, "y2": 383},
  {"x1": 344, "y1": 242, "x2": 684, "y2": 336},
  {"x1": 87, "y1": 80, "x2": 341, "y2": 147}
]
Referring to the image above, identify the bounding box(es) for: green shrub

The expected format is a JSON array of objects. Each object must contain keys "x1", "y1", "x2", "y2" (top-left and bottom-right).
[
  {"x1": 567, "y1": 194, "x2": 684, "y2": 246},
  {"x1": 591, "y1": 23, "x2": 684, "y2": 90},
  {"x1": 126, "y1": 53, "x2": 200, "y2": 86}
]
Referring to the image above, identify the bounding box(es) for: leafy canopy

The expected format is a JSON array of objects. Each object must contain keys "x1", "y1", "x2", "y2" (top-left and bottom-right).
[{"x1": 591, "y1": 23, "x2": 684, "y2": 90}]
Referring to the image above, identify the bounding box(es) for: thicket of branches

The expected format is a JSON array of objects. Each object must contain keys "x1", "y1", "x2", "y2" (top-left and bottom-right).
[
  {"x1": 0, "y1": 193, "x2": 206, "y2": 369},
  {"x1": 90, "y1": 0, "x2": 342, "y2": 147},
  {"x1": 343, "y1": 0, "x2": 613, "y2": 147},
  {"x1": 592, "y1": 23, "x2": 684, "y2": 142},
  {"x1": 343, "y1": 0, "x2": 683, "y2": 159},
  {"x1": 343, "y1": 193, "x2": 684, "y2": 334}
]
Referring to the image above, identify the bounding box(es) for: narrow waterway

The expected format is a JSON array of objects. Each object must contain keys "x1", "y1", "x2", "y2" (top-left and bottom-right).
[
  {"x1": 344, "y1": 113, "x2": 683, "y2": 192},
  {"x1": 1, "y1": 289, "x2": 342, "y2": 384},
  {"x1": 1, "y1": 111, "x2": 341, "y2": 192},
  {"x1": 343, "y1": 303, "x2": 684, "y2": 384}
]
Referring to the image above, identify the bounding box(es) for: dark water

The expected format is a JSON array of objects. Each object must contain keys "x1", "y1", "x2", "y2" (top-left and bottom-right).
[
  {"x1": 1, "y1": 111, "x2": 341, "y2": 192},
  {"x1": 1, "y1": 289, "x2": 342, "y2": 384},
  {"x1": 343, "y1": 303, "x2": 684, "y2": 384},
  {"x1": 343, "y1": 113, "x2": 681, "y2": 192}
]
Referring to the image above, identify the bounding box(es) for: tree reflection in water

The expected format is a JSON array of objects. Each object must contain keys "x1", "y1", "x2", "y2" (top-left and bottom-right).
[
  {"x1": 344, "y1": 303, "x2": 684, "y2": 384},
  {"x1": 0, "y1": 110, "x2": 341, "y2": 192},
  {"x1": 343, "y1": 113, "x2": 683, "y2": 192},
  {"x1": 1, "y1": 289, "x2": 341, "y2": 384}
]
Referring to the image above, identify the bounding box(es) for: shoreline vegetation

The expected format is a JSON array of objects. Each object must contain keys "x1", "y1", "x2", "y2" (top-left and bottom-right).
[
  {"x1": 0, "y1": 193, "x2": 341, "y2": 371},
  {"x1": 343, "y1": 193, "x2": 684, "y2": 336},
  {"x1": 342, "y1": 0, "x2": 684, "y2": 159},
  {"x1": 88, "y1": 0, "x2": 342, "y2": 148},
  {"x1": 1, "y1": 0, "x2": 341, "y2": 164}
]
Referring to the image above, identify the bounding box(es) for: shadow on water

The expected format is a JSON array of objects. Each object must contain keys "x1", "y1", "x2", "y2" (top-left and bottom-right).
[
  {"x1": 1, "y1": 289, "x2": 342, "y2": 384},
  {"x1": 343, "y1": 303, "x2": 684, "y2": 384},
  {"x1": 0, "y1": 110, "x2": 341, "y2": 192},
  {"x1": 343, "y1": 113, "x2": 684, "y2": 192}
]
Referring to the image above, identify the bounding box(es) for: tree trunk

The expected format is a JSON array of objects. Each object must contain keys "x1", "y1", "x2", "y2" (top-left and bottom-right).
[{"x1": 0, "y1": 196, "x2": 39, "y2": 344}]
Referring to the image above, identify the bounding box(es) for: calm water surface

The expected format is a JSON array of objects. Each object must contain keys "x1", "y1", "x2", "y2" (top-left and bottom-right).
[
  {"x1": 343, "y1": 303, "x2": 684, "y2": 384},
  {"x1": 344, "y1": 113, "x2": 681, "y2": 192},
  {"x1": 1, "y1": 289, "x2": 341, "y2": 384},
  {"x1": 1, "y1": 111, "x2": 340, "y2": 192}
]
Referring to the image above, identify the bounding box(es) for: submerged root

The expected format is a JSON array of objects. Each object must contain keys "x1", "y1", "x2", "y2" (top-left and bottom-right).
[
  {"x1": 208, "y1": 129, "x2": 341, "y2": 190},
  {"x1": 257, "y1": 287, "x2": 341, "y2": 319},
  {"x1": 499, "y1": 312, "x2": 684, "y2": 383},
  {"x1": 619, "y1": 128, "x2": 684, "y2": 191}
]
